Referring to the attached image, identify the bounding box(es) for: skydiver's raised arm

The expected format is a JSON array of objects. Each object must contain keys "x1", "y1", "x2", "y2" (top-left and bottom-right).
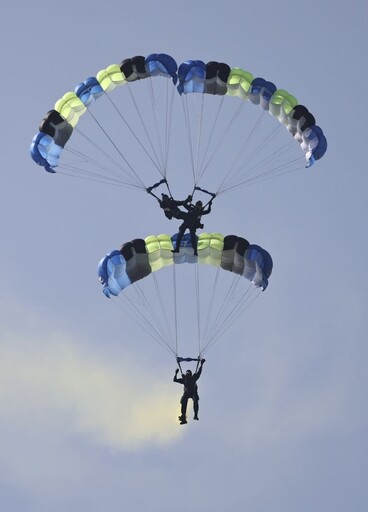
[
  {"x1": 171, "y1": 195, "x2": 192, "y2": 206},
  {"x1": 201, "y1": 201, "x2": 212, "y2": 215},
  {"x1": 173, "y1": 368, "x2": 184, "y2": 383},
  {"x1": 194, "y1": 358, "x2": 205, "y2": 380}
]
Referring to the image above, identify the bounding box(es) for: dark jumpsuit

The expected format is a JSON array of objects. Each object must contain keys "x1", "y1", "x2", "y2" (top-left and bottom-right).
[
  {"x1": 159, "y1": 196, "x2": 191, "y2": 220},
  {"x1": 172, "y1": 203, "x2": 212, "y2": 254},
  {"x1": 173, "y1": 365, "x2": 203, "y2": 419}
]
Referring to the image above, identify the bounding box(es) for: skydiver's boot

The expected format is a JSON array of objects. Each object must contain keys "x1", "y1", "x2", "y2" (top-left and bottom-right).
[
  {"x1": 179, "y1": 403, "x2": 187, "y2": 424},
  {"x1": 193, "y1": 414, "x2": 199, "y2": 420}
]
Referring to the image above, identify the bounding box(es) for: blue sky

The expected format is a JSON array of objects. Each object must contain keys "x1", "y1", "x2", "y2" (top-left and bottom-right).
[{"x1": 1, "y1": 0, "x2": 367, "y2": 510}]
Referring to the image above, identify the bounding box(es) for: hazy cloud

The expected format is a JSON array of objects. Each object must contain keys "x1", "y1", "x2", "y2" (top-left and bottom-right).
[{"x1": 0, "y1": 326, "x2": 181, "y2": 451}]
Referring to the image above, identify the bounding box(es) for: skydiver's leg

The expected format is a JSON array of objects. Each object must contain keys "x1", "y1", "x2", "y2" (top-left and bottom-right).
[
  {"x1": 179, "y1": 395, "x2": 188, "y2": 424},
  {"x1": 172, "y1": 225, "x2": 186, "y2": 252},
  {"x1": 180, "y1": 396, "x2": 188, "y2": 416},
  {"x1": 193, "y1": 395, "x2": 199, "y2": 420},
  {"x1": 190, "y1": 228, "x2": 198, "y2": 256},
  {"x1": 173, "y1": 209, "x2": 186, "y2": 220}
]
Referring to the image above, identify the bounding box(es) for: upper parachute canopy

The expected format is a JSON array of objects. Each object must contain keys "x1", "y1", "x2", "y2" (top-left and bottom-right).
[
  {"x1": 98, "y1": 232, "x2": 273, "y2": 298},
  {"x1": 30, "y1": 53, "x2": 327, "y2": 175}
]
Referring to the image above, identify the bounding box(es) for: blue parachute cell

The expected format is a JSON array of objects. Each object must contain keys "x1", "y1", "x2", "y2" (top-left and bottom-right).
[
  {"x1": 177, "y1": 60, "x2": 206, "y2": 95},
  {"x1": 98, "y1": 250, "x2": 132, "y2": 298},
  {"x1": 30, "y1": 132, "x2": 61, "y2": 172},
  {"x1": 249, "y1": 77, "x2": 277, "y2": 109},
  {"x1": 75, "y1": 77, "x2": 104, "y2": 106},
  {"x1": 145, "y1": 53, "x2": 178, "y2": 84}
]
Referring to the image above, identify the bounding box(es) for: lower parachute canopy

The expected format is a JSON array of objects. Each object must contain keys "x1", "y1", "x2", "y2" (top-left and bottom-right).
[
  {"x1": 97, "y1": 232, "x2": 272, "y2": 358},
  {"x1": 98, "y1": 232, "x2": 273, "y2": 297}
]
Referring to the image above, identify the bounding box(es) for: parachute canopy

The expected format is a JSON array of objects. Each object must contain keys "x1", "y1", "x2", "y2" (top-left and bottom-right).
[
  {"x1": 97, "y1": 232, "x2": 272, "y2": 358},
  {"x1": 98, "y1": 232, "x2": 273, "y2": 297},
  {"x1": 30, "y1": 53, "x2": 327, "y2": 196}
]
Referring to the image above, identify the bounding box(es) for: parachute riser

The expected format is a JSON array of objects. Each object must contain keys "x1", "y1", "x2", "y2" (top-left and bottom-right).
[
  {"x1": 146, "y1": 178, "x2": 175, "y2": 200},
  {"x1": 176, "y1": 356, "x2": 202, "y2": 374},
  {"x1": 194, "y1": 185, "x2": 216, "y2": 208}
]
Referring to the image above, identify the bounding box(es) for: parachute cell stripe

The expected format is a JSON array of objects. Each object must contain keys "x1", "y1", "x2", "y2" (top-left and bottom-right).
[{"x1": 30, "y1": 54, "x2": 327, "y2": 173}]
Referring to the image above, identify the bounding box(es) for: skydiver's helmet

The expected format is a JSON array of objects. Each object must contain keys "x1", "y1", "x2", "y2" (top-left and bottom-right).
[
  {"x1": 195, "y1": 201, "x2": 203, "y2": 208},
  {"x1": 161, "y1": 193, "x2": 169, "y2": 201},
  {"x1": 185, "y1": 370, "x2": 193, "y2": 378}
]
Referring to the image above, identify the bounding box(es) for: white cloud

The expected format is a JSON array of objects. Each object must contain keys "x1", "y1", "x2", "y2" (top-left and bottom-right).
[{"x1": 0, "y1": 328, "x2": 182, "y2": 451}]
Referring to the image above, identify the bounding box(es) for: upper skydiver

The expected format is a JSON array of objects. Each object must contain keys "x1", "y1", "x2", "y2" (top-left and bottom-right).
[
  {"x1": 159, "y1": 193, "x2": 193, "y2": 220},
  {"x1": 147, "y1": 179, "x2": 192, "y2": 220}
]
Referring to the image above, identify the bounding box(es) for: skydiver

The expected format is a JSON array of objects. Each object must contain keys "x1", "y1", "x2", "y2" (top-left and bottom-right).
[
  {"x1": 173, "y1": 359, "x2": 205, "y2": 424},
  {"x1": 157, "y1": 193, "x2": 192, "y2": 220},
  {"x1": 147, "y1": 181, "x2": 192, "y2": 220},
  {"x1": 171, "y1": 200, "x2": 213, "y2": 256}
]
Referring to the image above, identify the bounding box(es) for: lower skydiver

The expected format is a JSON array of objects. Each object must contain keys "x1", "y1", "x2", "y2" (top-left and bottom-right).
[{"x1": 173, "y1": 359, "x2": 205, "y2": 424}]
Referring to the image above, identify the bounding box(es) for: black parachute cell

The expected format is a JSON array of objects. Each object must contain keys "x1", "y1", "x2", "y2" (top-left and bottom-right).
[
  {"x1": 120, "y1": 55, "x2": 149, "y2": 81},
  {"x1": 39, "y1": 110, "x2": 73, "y2": 148},
  {"x1": 204, "y1": 61, "x2": 231, "y2": 95},
  {"x1": 289, "y1": 105, "x2": 316, "y2": 134}
]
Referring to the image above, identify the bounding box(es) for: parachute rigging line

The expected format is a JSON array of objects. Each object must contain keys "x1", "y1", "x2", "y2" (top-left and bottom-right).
[{"x1": 110, "y1": 294, "x2": 175, "y2": 357}]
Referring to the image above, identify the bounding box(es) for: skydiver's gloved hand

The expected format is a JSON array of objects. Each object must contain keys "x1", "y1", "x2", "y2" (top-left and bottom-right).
[
  {"x1": 175, "y1": 369, "x2": 179, "y2": 375},
  {"x1": 201, "y1": 358, "x2": 206, "y2": 365},
  {"x1": 187, "y1": 195, "x2": 192, "y2": 202}
]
